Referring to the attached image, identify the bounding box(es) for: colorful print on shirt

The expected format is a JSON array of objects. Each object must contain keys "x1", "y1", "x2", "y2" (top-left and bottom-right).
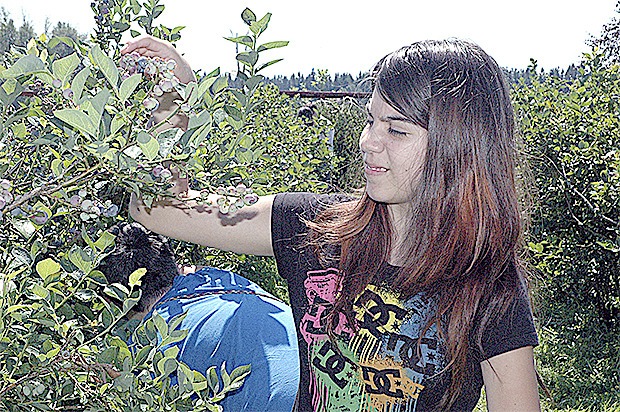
[{"x1": 299, "y1": 267, "x2": 445, "y2": 412}]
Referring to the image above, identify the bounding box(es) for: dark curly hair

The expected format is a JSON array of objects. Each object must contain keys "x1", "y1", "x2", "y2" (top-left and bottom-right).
[{"x1": 97, "y1": 222, "x2": 179, "y2": 312}]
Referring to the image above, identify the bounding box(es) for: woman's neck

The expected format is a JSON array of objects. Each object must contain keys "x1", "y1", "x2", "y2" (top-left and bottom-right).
[{"x1": 387, "y1": 204, "x2": 411, "y2": 267}]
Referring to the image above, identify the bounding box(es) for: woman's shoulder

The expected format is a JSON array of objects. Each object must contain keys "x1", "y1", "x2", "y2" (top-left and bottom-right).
[{"x1": 273, "y1": 192, "x2": 356, "y2": 219}]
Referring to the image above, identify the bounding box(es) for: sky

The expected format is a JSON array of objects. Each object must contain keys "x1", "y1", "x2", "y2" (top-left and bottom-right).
[{"x1": 0, "y1": 0, "x2": 617, "y2": 77}]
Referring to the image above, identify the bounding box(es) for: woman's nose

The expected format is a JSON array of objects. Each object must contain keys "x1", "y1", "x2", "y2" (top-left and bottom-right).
[{"x1": 359, "y1": 125, "x2": 384, "y2": 154}]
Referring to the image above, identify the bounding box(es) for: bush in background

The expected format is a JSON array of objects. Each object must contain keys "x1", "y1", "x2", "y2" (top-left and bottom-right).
[{"x1": 513, "y1": 55, "x2": 620, "y2": 409}]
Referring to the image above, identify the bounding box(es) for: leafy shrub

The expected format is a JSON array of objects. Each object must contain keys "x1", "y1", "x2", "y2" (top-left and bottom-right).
[
  {"x1": 0, "y1": 1, "x2": 327, "y2": 409},
  {"x1": 513, "y1": 53, "x2": 620, "y2": 408}
]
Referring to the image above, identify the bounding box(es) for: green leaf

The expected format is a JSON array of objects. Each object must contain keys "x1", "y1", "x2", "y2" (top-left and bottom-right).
[
  {"x1": 189, "y1": 123, "x2": 211, "y2": 147},
  {"x1": 6, "y1": 304, "x2": 31, "y2": 315},
  {"x1": 137, "y1": 131, "x2": 160, "y2": 161},
  {"x1": 54, "y1": 109, "x2": 97, "y2": 137},
  {"x1": 224, "y1": 35, "x2": 253, "y2": 48},
  {"x1": 236, "y1": 51, "x2": 258, "y2": 67},
  {"x1": 250, "y1": 13, "x2": 272, "y2": 36},
  {"x1": 238, "y1": 134, "x2": 254, "y2": 149},
  {"x1": 210, "y1": 76, "x2": 228, "y2": 95},
  {"x1": 256, "y1": 58, "x2": 283, "y2": 73},
  {"x1": 52, "y1": 52, "x2": 80, "y2": 84},
  {"x1": 87, "y1": 272, "x2": 108, "y2": 289},
  {"x1": 134, "y1": 345, "x2": 153, "y2": 366},
  {"x1": 157, "y1": 128, "x2": 183, "y2": 157},
  {"x1": 221, "y1": 362, "x2": 231, "y2": 387},
  {"x1": 129, "y1": 268, "x2": 146, "y2": 288},
  {"x1": 203, "y1": 67, "x2": 220, "y2": 79},
  {"x1": 207, "y1": 366, "x2": 220, "y2": 393},
  {"x1": 257, "y1": 41, "x2": 289, "y2": 52},
  {"x1": 110, "y1": 114, "x2": 126, "y2": 135},
  {"x1": 224, "y1": 105, "x2": 243, "y2": 122},
  {"x1": 241, "y1": 8, "x2": 257, "y2": 25},
  {"x1": 104, "y1": 284, "x2": 130, "y2": 302},
  {"x1": 130, "y1": 0, "x2": 141, "y2": 14},
  {"x1": 245, "y1": 75, "x2": 264, "y2": 92},
  {"x1": 163, "y1": 345, "x2": 180, "y2": 359},
  {"x1": 80, "y1": 89, "x2": 110, "y2": 132},
  {"x1": 167, "y1": 312, "x2": 187, "y2": 332},
  {"x1": 229, "y1": 364, "x2": 251, "y2": 382},
  {"x1": 90, "y1": 44, "x2": 119, "y2": 89},
  {"x1": 119, "y1": 73, "x2": 142, "y2": 104},
  {"x1": 123, "y1": 295, "x2": 140, "y2": 313},
  {"x1": 36, "y1": 258, "x2": 61, "y2": 279},
  {"x1": 68, "y1": 246, "x2": 93, "y2": 274},
  {"x1": 1, "y1": 78, "x2": 16, "y2": 94},
  {"x1": 2, "y1": 54, "x2": 46, "y2": 78},
  {"x1": 11, "y1": 217, "x2": 36, "y2": 239},
  {"x1": 0, "y1": 78, "x2": 24, "y2": 106},
  {"x1": 94, "y1": 230, "x2": 116, "y2": 252},
  {"x1": 152, "y1": 312, "x2": 168, "y2": 337},
  {"x1": 188, "y1": 110, "x2": 212, "y2": 130},
  {"x1": 89, "y1": 89, "x2": 111, "y2": 118},
  {"x1": 51, "y1": 158, "x2": 63, "y2": 177},
  {"x1": 30, "y1": 283, "x2": 50, "y2": 300},
  {"x1": 157, "y1": 358, "x2": 177, "y2": 376},
  {"x1": 71, "y1": 66, "x2": 91, "y2": 104},
  {"x1": 48, "y1": 36, "x2": 78, "y2": 51}
]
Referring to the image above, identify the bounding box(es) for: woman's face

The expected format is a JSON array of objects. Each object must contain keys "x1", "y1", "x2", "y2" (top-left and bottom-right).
[{"x1": 360, "y1": 90, "x2": 428, "y2": 210}]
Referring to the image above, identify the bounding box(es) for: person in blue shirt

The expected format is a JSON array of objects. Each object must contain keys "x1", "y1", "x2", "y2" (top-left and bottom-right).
[{"x1": 98, "y1": 222, "x2": 299, "y2": 411}]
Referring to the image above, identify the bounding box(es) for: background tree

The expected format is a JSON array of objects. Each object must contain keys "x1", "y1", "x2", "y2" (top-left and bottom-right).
[
  {"x1": 0, "y1": 7, "x2": 35, "y2": 54},
  {"x1": 588, "y1": 0, "x2": 620, "y2": 65}
]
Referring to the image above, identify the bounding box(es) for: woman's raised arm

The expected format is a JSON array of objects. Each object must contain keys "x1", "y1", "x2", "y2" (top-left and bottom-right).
[
  {"x1": 129, "y1": 190, "x2": 276, "y2": 256},
  {"x1": 124, "y1": 36, "x2": 275, "y2": 256}
]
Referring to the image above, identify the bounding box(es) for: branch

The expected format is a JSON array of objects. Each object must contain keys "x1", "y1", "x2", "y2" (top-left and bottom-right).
[{"x1": 4, "y1": 164, "x2": 100, "y2": 214}]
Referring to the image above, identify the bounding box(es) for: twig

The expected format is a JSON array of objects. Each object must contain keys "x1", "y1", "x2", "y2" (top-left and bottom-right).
[{"x1": 4, "y1": 164, "x2": 100, "y2": 213}]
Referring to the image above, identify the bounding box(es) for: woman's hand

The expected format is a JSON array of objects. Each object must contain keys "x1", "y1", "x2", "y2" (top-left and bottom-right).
[
  {"x1": 121, "y1": 35, "x2": 196, "y2": 84},
  {"x1": 121, "y1": 36, "x2": 195, "y2": 131}
]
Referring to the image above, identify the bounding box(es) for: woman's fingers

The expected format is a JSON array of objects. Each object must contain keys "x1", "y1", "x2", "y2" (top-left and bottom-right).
[
  {"x1": 121, "y1": 35, "x2": 196, "y2": 84},
  {"x1": 122, "y1": 37, "x2": 173, "y2": 58}
]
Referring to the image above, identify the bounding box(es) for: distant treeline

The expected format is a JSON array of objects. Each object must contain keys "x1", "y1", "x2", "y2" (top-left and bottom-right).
[{"x1": 223, "y1": 64, "x2": 586, "y2": 94}]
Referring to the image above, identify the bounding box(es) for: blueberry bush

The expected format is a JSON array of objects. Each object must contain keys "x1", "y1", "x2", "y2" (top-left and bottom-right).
[
  {"x1": 513, "y1": 55, "x2": 620, "y2": 409},
  {"x1": 0, "y1": 1, "x2": 334, "y2": 409}
]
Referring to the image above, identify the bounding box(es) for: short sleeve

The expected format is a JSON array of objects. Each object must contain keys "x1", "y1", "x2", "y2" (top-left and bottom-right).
[
  {"x1": 480, "y1": 289, "x2": 539, "y2": 360},
  {"x1": 271, "y1": 192, "x2": 352, "y2": 282}
]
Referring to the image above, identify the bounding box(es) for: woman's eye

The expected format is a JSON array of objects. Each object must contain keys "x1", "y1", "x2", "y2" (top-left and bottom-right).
[
  {"x1": 366, "y1": 118, "x2": 374, "y2": 126},
  {"x1": 388, "y1": 127, "x2": 407, "y2": 136}
]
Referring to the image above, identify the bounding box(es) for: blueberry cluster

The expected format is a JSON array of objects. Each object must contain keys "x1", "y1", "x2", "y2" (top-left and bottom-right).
[
  {"x1": 212, "y1": 183, "x2": 259, "y2": 215},
  {"x1": 119, "y1": 52, "x2": 180, "y2": 112},
  {"x1": 25, "y1": 79, "x2": 60, "y2": 115},
  {"x1": 91, "y1": 0, "x2": 111, "y2": 24},
  {"x1": 70, "y1": 189, "x2": 119, "y2": 221},
  {"x1": 150, "y1": 164, "x2": 173, "y2": 180}
]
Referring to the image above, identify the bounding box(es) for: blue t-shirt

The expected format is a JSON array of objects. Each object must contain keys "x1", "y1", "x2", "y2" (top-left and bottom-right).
[{"x1": 151, "y1": 267, "x2": 300, "y2": 411}]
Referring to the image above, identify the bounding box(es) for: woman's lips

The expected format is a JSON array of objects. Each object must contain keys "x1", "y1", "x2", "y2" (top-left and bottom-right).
[{"x1": 365, "y1": 163, "x2": 388, "y2": 175}]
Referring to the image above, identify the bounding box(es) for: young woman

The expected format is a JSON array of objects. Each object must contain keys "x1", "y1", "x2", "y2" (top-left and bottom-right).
[{"x1": 125, "y1": 37, "x2": 541, "y2": 411}]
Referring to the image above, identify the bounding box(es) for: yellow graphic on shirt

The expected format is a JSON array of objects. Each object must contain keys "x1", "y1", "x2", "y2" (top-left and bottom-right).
[
  {"x1": 303, "y1": 271, "x2": 442, "y2": 412},
  {"x1": 360, "y1": 357, "x2": 424, "y2": 411}
]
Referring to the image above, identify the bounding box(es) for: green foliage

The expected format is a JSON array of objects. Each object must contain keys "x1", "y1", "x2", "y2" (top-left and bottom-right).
[
  {"x1": 91, "y1": 0, "x2": 184, "y2": 56},
  {"x1": 513, "y1": 53, "x2": 620, "y2": 407},
  {"x1": 0, "y1": 4, "x2": 311, "y2": 409},
  {"x1": 314, "y1": 98, "x2": 366, "y2": 191},
  {"x1": 174, "y1": 81, "x2": 337, "y2": 304}
]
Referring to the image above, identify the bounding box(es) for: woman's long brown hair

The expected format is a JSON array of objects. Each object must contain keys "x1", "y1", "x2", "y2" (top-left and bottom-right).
[{"x1": 307, "y1": 39, "x2": 528, "y2": 409}]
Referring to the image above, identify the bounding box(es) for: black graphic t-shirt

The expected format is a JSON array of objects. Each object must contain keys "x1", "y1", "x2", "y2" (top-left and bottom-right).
[{"x1": 271, "y1": 192, "x2": 538, "y2": 412}]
